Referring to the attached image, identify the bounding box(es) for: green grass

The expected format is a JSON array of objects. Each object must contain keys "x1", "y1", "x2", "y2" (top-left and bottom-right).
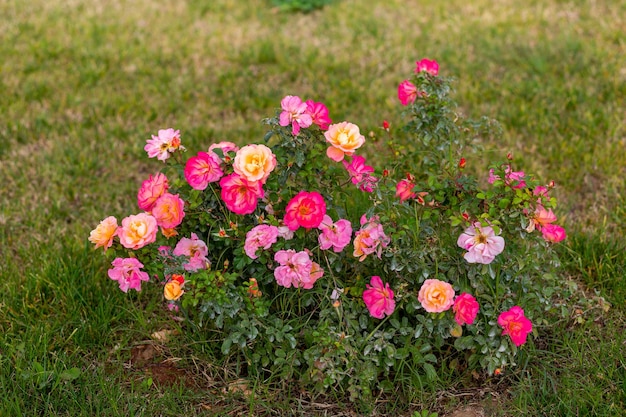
[{"x1": 1, "y1": 0, "x2": 625, "y2": 415}]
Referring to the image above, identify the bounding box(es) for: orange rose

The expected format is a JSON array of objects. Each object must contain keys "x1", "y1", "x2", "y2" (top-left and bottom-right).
[
  {"x1": 164, "y1": 280, "x2": 184, "y2": 301},
  {"x1": 418, "y1": 279, "x2": 455, "y2": 313},
  {"x1": 89, "y1": 216, "x2": 118, "y2": 251}
]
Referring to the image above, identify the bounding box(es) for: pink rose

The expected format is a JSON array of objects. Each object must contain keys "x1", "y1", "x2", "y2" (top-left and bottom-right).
[
  {"x1": 362, "y1": 276, "x2": 395, "y2": 319},
  {"x1": 395, "y1": 179, "x2": 416, "y2": 202},
  {"x1": 305, "y1": 100, "x2": 332, "y2": 130},
  {"x1": 273, "y1": 250, "x2": 321, "y2": 289},
  {"x1": 117, "y1": 213, "x2": 158, "y2": 250},
  {"x1": 498, "y1": 306, "x2": 533, "y2": 346},
  {"x1": 151, "y1": 193, "x2": 185, "y2": 229},
  {"x1": 541, "y1": 224, "x2": 566, "y2": 243},
  {"x1": 279, "y1": 95, "x2": 313, "y2": 135},
  {"x1": 89, "y1": 216, "x2": 118, "y2": 251},
  {"x1": 184, "y1": 151, "x2": 224, "y2": 190},
  {"x1": 137, "y1": 173, "x2": 169, "y2": 212},
  {"x1": 398, "y1": 80, "x2": 418, "y2": 106},
  {"x1": 415, "y1": 58, "x2": 439, "y2": 75},
  {"x1": 244, "y1": 224, "x2": 279, "y2": 259},
  {"x1": 457, "y1": 222, "x2": 505, "y2": 264},
  {"x1": 318, "y1": 215, "x2": 352, "y2": 252},
  {"x1": 107, "y1": 257, "x2": 150, "y2": 292},
  {"x1": 283, "y1": 191, "x2": 326, "y2": 231},
  {"x1": 343, "y1": 155, "x2": 377, "y2": 192},
  {"x1": 173, "y1": 233, "x2": 210, "y2": 272},
  {"x1": 219, "y1": 173, "x2": 264, "y2": 215},
  {"x1": 453, "y1": 293, "x2": 479, "y2": 326},
  {"x1": 144, "y1": 128, "x2": 183, "y2": 161},
  {"x1": 418, "y1": 279, "x2": 455, "y2": 313}
]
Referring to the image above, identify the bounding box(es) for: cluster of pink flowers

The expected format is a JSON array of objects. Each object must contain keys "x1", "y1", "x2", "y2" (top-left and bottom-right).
[
  {"x1": 274, "y1": 249, "x2": 323, "y2": 289},
  {"x1": 397, "y1": 58, "x2": 439, "y2": 106},
  {"x1": 279, "y1": 95, "x2": 331, "y2": 135}
]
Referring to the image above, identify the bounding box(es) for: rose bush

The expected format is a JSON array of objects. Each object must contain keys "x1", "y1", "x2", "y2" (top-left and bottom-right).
[{"x1": 90, "y1": 58, "x2": 569, "y2": 402}]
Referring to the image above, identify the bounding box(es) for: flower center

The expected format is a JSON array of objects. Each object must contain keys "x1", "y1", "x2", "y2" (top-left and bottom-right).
[{"x1": 475, "y1": 232, "x2": 488, "y2": 244}]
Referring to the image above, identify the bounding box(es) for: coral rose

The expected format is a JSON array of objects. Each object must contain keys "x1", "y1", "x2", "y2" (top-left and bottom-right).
[
  {"x1": 137, "y1": 173, "x2": 169, "y2": 212},
  {"x1": 151, "y1": 193, "x2": 186, "y2": 229},
  {"x1": 418, "y1": 279, "x2": 455, "y2": 313}
]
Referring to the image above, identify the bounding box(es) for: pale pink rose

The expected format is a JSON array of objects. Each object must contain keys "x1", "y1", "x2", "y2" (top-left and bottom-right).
[
  {"x1": 305, "y1": 100, "x2": 332, "y2": 130},
  {"x1": 324, "y1": 122, "x2": 366, "y2": 162},
  {"x1": 107, "y1": 257, "x2": 149, "y2": 292},
  {"x1": 318, "y1": 215, "x2": 352, "y2": 252},
  {"x1": 274, "y1": 249, "x2": 316, "y2": 289},
  {"x1": 498, "y1": 306, "x2": 533, "y2": 346},
  {"x1": 453, "y1": 293, "x2": 480, "y2": 326},
  {"x1": 457, "y1": 222, "x2": 505, "y2": 264},
  {"x1": 418, "y1": 279, "x2": 455, "y2": 313},
  {"x1": 118, "y1": 213, "x2": 158, "y2": 250},
  {"x1": 395, "y1": 179, "x2": 416, "y2": 202},
  {"x1": 541, "y1": 224, "x2": 566, "y2": 243},
  {"x1": 144, "y1": 128, "x2": 183, "y2": 161},
  {"x1": 233, "y1": 144, "x2": 276, "y2": 184},
  {"x1": 184, "y1": 151, "x2": 224, "y2": 190},
  {"x1": 398, "y1": 80, "x2": 418, "y2": 106},
  {"x1": 89, "y1": 216, "x2": 118, "y2": 251},
  {"x1": 277, "y1": 225, "x2": 294, "y2": 240},
  {"x1": 151, "y1": 193, "x2": 185, "y2": 229},
  {"x1": 283, "y1": 191, "x2": 327, "y2": 231},
  {"x1": 173, "y1": 233, "x2": 210, "y2": 272},
  {"x1": 362, "y1": 276, "x2": 395, "y2": 319},
  {"x1": 279, "y1": 95, "x2": 313, "y2": 135},
  {"x1": 343, "y1": 155, "x2": 377, "y2": 192},
  {"x1": 353, "y1": 214, "x2": 390, "y2": 261},
  {"x1": 137, "y1": 173, "x2": 169, "y2": 212},
  {"x1": 415, "y1": 58, "x2": 439, "y2": 75},
  {"x1": 219, "y1": 173, "x2": 264, "y2": 215},
  {"x1": 244, "y1": 224, "x2": 279, "y2": 259}
]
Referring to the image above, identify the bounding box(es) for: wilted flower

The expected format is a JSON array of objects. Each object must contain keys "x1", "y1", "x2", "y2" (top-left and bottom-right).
[{"x1": 144, "y1": 128, "x2": 183, "y2": 161}]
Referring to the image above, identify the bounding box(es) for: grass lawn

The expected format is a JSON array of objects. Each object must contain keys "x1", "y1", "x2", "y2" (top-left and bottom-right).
[{"x1": 1, "y1": 0, "x2": 625, "y2": 415}]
